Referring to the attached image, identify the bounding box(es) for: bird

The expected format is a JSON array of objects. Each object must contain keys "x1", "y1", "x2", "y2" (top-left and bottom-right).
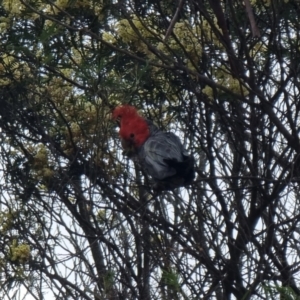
[{"x1": 112, "y1": 105, "x2": 195, "y2": 190}]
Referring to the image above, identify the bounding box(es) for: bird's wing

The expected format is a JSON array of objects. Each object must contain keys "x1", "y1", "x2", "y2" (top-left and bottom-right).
[{"x1": 138, "y1": 131, "x2": 185, "y2": 180}]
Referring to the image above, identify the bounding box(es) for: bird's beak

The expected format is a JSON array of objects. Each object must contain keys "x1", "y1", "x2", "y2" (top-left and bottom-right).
[
  {"x1": 115, "y1": 117, "x2": 121, "y2": 127},
  {"x1": 111, "y1": 110, "x2": 121, "y2": 126}
]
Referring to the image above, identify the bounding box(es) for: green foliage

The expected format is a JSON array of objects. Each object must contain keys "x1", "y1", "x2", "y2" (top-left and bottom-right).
[
  {"x1": 161, "y1": 268, "x2": 181, "y2": 292},
  {"x1": 103, "y1": 269, "x2": 115, "y2": 293},
  {"x1": 263, "y1": 284, "x2": 300, "y2": 300}
]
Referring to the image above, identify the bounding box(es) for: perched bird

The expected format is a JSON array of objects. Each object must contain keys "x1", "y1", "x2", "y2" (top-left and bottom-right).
[{"x1": 112, "y1": 105, "x2": 195, "y2": 190}]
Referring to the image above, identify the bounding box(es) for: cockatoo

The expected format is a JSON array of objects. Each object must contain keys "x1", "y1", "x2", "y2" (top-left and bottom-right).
[{"x1": 112, "y1": 105, "x2": 194, "y2": 190}]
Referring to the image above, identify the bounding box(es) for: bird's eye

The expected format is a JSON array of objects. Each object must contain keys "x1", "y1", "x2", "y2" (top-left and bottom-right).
[{"x1": 130, "y1": 133, "x2": 134, "y2": 138}]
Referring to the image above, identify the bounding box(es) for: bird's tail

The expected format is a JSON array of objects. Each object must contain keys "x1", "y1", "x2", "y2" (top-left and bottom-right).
[{"x1": 163, "y1": 155, "x2": 195, "y2": 184}]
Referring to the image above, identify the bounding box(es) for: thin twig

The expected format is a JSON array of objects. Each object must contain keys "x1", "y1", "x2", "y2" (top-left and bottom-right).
[
  {"x1": 164, "y1": 0, "x2": 185, "y2": 41},
  {"x1": 244, "y1": 0, "x2": 260, "y2": 37}
]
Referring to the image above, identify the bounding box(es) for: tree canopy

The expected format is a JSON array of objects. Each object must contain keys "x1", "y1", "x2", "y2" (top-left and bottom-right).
[{"x1": 1, "y1": 0, "x2": 300, "y2": 299}]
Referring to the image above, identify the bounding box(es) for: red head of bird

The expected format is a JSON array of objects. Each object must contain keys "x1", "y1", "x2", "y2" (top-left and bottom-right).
[
  {"x1": 112, "y1": 105, "x2": 140, "y2": 124},
  {"x1": 112, "y1": 105, "x2": 150, "y2": 148}
]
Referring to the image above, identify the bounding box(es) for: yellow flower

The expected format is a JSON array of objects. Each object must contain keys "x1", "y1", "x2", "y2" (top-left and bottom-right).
[
  {"x1": 102, "y1": 32, "x2": 117, "y2": 44},
  {"x1": 3, "y1": 0, "x2": 24, "y2": 15},
  {"x1": 10, "y1": 240, "x2": 31, "y2": 263},
  {"x1": 203, "y1": 86, "x2": 214, "y2": 100}
]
